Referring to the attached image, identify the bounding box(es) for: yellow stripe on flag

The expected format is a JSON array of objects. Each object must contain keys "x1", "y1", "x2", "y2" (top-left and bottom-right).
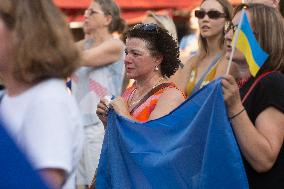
[{"x1": 235, "y1": 30, "x2": 260, "y2": 76}]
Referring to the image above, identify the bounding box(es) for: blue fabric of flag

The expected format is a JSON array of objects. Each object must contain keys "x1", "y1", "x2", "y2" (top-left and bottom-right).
[
  {"x1": 0, "y1": 121, "x2": 49, "y2": 189},
  {"x1": 96, "y1": 79, "x2": 249, "y2": 189}
]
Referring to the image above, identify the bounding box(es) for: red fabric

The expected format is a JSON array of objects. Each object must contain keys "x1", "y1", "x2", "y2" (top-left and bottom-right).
[
  {"x1": 116, "y1": 0, "x2": 199, "y2": 9},
  {"x1": 53, "y1": 0, "x2": 199, "y2": 9},
  {"x1": 53, "y1": 0, "x2": 90, "y2": 9},
  {"x1": 54, "y1": 0, "x2": 242, "y2": 23},
  {"x1": 54, "y1": 0, "x2": 242, "y2": 9}
]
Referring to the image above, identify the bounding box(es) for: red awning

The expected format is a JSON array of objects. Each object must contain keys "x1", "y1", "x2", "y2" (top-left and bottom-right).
[
  {"x1": 54, "y1": 0, "x2": 242, "y2": 9},
  {"x1": 54, "y1": 0, "x2": 243, "y2": 24},
  {"x1": 116, "y1": 0, "x2": 199, "y2": 9},
  {"x1": 53, "y1": 0, "x2": 199, "y2": 9},
  {"x1": 53, "y1": 0, "x2": 90, "y2": 9}
]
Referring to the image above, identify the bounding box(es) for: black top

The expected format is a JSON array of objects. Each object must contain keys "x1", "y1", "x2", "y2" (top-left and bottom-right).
[{"x1": 240, "y1": 72, "x2": 284, "y2": 189}]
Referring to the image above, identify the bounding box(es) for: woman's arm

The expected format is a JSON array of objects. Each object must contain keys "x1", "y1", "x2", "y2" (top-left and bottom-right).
[
  {"x1": 231, "y1": 106, "x2": 284, "y2": 172},
  {"x1": 222, "y1": 75, "x2": 284, "y2": 172},
  {"x1": 82, "y1": 38, "x2": 124, "y2": 67},
  {"x1": 39, "y1": 168, "x2": 66, "y2": 189}
]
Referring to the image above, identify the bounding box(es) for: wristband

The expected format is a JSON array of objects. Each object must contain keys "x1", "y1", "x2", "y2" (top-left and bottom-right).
[{"x1": 229, "y1": 108, "x2": 245, "y2": 120}]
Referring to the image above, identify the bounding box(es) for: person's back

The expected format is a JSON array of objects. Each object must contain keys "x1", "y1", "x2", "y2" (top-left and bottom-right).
[
  {"x1": 0, "y1": 0, "x2": 83, "y2": 188},
  {"x1": 0, "y1": 79, "x2": 83, "y2": 189}
]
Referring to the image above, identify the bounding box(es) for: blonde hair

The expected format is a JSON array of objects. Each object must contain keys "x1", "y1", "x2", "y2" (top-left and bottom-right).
[
  {"x1": 145, "y1": 11, "x2": 178, "y2": 41},
  {"x1": 0, "y1": 0, "x2": 81, "y2": 84}
]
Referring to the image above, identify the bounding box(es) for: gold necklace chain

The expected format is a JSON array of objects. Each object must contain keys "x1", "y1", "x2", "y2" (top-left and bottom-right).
[{"x1": 128, "y1": 77, "x2": 165, "y2": 107}]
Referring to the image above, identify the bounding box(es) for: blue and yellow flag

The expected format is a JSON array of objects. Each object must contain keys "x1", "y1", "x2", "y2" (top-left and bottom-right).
[
  {"x1": 96, "y1": 79, "x2": 249, "y2": 189},
  {"x1": 234, "y1": 10, "x2": 269, "y2": 76}
]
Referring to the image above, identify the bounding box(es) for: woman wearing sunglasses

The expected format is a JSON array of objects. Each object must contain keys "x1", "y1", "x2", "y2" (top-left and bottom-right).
[
  {"x1": 97, "y1": 24, "x2": 185, "y2": 124},
  {"x1": 171, "y1": 0, "x2": 233, "y2": 97},
  {"x1": 223, "y1": 4, "x2": 284, "y2": 189}
]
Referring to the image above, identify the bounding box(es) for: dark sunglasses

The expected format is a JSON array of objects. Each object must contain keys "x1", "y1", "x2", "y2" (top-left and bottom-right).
[
  {"x1": 224, "y1": 21, "x2": 238, "y2": 34},
  {"x1": 132, "y1": 23, "x2": 159, "y2": 33},
  {"x1": 195, "y1": 10, "x2": 226, "y2": 19}
]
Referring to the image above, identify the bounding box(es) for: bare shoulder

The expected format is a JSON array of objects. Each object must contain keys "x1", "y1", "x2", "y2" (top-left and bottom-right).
[
  {"x1": 159, "y1": 86, "x2": 185, "y2": 103},
  {"x1": 170, "y1": 54, "x2": 199, "y2": 92},
  {"x1": 148, "y1": 85, "x2": 185, "y2": 120},
  {"x1": 182, "y1": 54, "x2": 199, "y2": 70}
]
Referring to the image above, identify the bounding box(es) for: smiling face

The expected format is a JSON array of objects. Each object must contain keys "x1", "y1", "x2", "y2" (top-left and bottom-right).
[
  {"x1": 198, "y1": 0, "x2": 227, "y2": 39},
  {"x1": 124, "y1": 37, "x2": 161, "y2": 80}
]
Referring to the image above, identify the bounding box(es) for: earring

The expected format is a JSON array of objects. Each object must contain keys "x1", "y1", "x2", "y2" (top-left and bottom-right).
[{"x1": 154, "y1": 65, "x2": 159, "y2": 71}]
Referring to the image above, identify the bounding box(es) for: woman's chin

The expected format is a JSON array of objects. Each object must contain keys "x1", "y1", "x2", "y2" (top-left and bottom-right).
[{"x1": 126, "y1": 73, "x2": 135, "y2": 80}]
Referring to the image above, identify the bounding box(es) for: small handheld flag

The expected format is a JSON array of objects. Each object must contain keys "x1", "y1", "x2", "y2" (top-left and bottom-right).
[{"x1": 227, "y1": 9, "x2": 269, "y2": 77}]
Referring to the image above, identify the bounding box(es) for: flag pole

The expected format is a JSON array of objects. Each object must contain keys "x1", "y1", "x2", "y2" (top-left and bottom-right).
[{"x1": 226, "y1": 9, "x2": 246, "y2": 75}]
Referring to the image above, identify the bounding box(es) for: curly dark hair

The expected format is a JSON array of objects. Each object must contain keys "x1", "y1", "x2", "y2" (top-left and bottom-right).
[{"x1": 126, "y1": 23, "x2": 181, "y2": 78}]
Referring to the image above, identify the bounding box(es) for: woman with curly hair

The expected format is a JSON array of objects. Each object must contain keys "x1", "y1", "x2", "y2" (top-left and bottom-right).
[{"x1": 97, "y1": 23, "x2": 185, "y2": 124}]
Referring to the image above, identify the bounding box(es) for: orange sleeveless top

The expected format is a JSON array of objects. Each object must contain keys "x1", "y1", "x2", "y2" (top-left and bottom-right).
[{"x1": 122, "y1": 83, "x2": 185, "y2": 122}]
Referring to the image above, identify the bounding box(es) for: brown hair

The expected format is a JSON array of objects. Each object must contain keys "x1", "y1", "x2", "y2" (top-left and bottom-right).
[
  {"x1": 234, "y1": 4, "x2": 284, "y2": 74},
  {"x1": 198, "y1": 0, "x2": 233, "y2": 59},
  {"x1": 94, "y1": 0, "x2": 127, "y2": 34},
  {"x1": 279, "y1": 0, "x2": 284, "y2": 17},
  {"x1": 0, "y1": 0, "x2": 81, "y2": 85}
]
